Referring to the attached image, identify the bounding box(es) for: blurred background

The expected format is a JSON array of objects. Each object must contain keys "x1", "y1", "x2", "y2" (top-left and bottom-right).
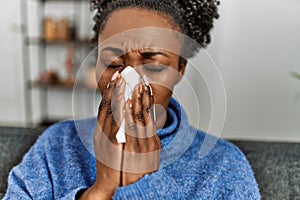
[{"x1": 0, "y1": 0, "x2": 299, "y2": 142}]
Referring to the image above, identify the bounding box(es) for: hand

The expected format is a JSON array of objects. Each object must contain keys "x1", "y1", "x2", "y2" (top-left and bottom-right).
[
  {"x1": 79, "y1": 73, "x2": 162, "y2": 199},
  {"x1": 80, "y1": 72, "x2": 125, "y2": 199},
  {"x1": 121, "y1": 82, "x2": 162, "y2": 186}
]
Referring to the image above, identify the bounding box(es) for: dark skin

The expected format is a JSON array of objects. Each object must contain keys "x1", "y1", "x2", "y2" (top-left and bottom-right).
[{"x1": 79, "y1": 8, "x2": 187, "y2": 199}]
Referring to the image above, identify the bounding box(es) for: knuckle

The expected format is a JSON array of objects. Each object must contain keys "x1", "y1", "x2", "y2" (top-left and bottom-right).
[
  {"x1": 137, "y1": 95, "x2": 142, "y2": 101},
  {"x1": 108, "y1": 134, "x2": 116, "y2": 142},
  {"x1": 128, "y1": 122, "x2": 136, "y2": 131},
  {"x1": 99, "y1": 99, "x2": 110, "y2": 110},
  {"x1": 143, "y1": 105, "x2": 151, "y2": 114},
  {"x1": 111, "y1": 120, "x2": 119, "y2": 131},
  {"x1": 134, "y1": 112, "x2": 144, "y2": 121},
  {"x1": 106, "y1": 106, "x2": 113, "y2": 115}
]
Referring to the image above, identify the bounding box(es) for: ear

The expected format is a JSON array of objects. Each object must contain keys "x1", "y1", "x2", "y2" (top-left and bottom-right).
[{"x1": 174, "y1": 57, "x2": 187, "y2": 85}]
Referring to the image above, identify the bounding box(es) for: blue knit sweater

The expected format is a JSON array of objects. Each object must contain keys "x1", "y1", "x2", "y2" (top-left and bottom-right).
[{"x1": 4, "y1": 99, "x2": 260, "y2": 199}]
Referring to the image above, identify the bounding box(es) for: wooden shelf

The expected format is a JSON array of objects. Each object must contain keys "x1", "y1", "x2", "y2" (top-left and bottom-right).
[
  {"x1": 30, "y1": 80, "x2": 74, "y2": 89},
  {"x1": 29, "y1": 80, "x2": 97, "y2": 90},
  {"x1": 26, "y1": 37, "x2": 92, "y2": 46},
  {"x1": 23, "y1": 0, "x2": 92, "y2": 125}
]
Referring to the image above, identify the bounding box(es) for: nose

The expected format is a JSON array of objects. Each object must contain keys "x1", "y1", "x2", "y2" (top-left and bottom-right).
[
  {"x1": 122, "y1": 52, "x2": 143, "y2": 75},
  {"x1": 124, "y1": 51, "x2": 141, "y2": 67}
]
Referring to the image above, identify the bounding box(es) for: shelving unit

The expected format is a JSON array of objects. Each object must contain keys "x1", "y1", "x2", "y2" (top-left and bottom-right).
[
  {"x1": 29, "y1": 80, "x2": 93, "y2": 90},
  {"x1": 25, "y1": 37, "x2": 91, "y2": 46},
  {"x1": 22, "y1": 0, "x2": 94, "y2": 125}
]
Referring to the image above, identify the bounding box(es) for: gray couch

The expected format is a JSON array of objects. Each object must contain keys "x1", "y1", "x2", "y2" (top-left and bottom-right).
[{"x1": 0, "y1": 126, "x2": 299, "y2": 199}]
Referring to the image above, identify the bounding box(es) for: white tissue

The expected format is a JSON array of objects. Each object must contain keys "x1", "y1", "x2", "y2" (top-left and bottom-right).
[
  {"x1": 121, "y1": 66, "x2": 141, "y2": 100},
  {"x1": 116, "y1": 66, "x2": 141, "y2": 144}
]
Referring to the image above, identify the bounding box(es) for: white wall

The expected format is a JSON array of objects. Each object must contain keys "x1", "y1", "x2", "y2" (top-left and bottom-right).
[
  {"x1": 178, "y1": 0, "x2": 300, "y2": 142},
  {"x1": 0, "y1": 0, "x2": 26, "y2": 125},
  {"x1": 0, "y1": 0, "x2": 93, "y2": 125}
]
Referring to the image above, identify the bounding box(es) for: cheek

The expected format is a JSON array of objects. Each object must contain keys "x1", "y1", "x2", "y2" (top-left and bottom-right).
[
  {"x1": 96, "y1": 56, "x2": 115, "y2": 94},
  {"x1": 97, "y1": 70, "x2": 113, "y2": 94},
  {"x1": 145, "y1": 65, "x2": 180, "y2": 90},
  {"x1": 148, "y1": 75, "x2": 178, "y2": 97},
  {"x1": 151, "y1": 84, "x2": 173, "y2": 107}
]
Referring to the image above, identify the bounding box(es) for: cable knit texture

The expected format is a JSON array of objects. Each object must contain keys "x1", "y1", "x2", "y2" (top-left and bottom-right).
[{"x1": 4, "y1": 98, "x2": 260, "y2": 199}]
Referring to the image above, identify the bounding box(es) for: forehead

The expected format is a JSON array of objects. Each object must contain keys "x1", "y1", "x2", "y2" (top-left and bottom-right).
[{"x1": 99, "y1": 8, "x2": 183, "y2": 54}]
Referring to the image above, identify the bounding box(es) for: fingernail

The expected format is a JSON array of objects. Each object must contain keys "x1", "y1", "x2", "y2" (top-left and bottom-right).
[
  {"x1": 139, "y1": 84, "x2": 143, "y2": 94},
  {"x1": 106, "y1": 82, "x2": 110, "y2": 88},
  {"x1": 111, "y1": 71, "x2": 119, "y2": 81},
  {"x1": 128, "y1": 99, "x2": 132, "y2": 108},
  {"x1": 149, "y1": 85, "x2": 154, "y2": 96},
  {"x1": 143, "y1": 75, "x2": 150, "y2": 86},
  {"x1": 117, "y1": 78, "x2": 123, "y2": 86},
  {"x1": 144, "y1": 85, "x2": 149, "y2": 92}
]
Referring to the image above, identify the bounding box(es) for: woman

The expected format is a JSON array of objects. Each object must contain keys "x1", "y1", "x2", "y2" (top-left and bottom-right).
[{"x1": 4, "y1": 0, "x2": 260, "y2": 199}]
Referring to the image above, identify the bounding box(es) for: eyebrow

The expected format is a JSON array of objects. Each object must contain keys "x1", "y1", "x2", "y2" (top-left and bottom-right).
[
  {"x1": 101, "y1": 47, "x2": 124, "y2": 55},
  {"x1": 101, "y1": 46, "x2": 170, "y2": 58},
  {"x1": 140, "y1": 51, "x2": 170, "y2": 58}
]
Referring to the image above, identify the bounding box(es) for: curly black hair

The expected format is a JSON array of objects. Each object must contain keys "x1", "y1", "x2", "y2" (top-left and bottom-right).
[{"x1": 90, "y1": 0, "x2": 220, "y2": 58}]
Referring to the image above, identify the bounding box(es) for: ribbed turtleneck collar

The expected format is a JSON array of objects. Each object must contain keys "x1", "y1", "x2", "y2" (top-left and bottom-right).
[{"x1": 157, "y1": 98, "x2": 182, "y2": 144}]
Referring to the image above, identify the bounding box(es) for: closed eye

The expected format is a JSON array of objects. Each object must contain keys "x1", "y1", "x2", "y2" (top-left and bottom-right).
[
  {"x1": 102, "y1": 60, "x2": 124, "y2": 69},
  {"x1": 107, "y1": 64, "x2": 123, "y2": 69},
  {"x1": 143, "y1": 64, "x2": 167, "y2": 72}
]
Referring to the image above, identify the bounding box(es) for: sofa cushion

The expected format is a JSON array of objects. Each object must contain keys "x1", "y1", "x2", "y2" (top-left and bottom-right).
[{"x1": 232, "y1": 141, "x2": 299, "y2": 199}]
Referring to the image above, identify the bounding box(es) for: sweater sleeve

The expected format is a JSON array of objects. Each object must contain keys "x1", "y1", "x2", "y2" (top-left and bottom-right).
[
  {"x1": 3, "y1": 124, "x2": 87, "y2": 200},
  {"x1": 214, "y1": 142, "x2": 261, "y2": 200},
  {"x1": 3, "y1": 128, "x2": 54, "y2": 199},
  {"x1": 113, "y1": 169, "x2": 180, "y2": 200}
]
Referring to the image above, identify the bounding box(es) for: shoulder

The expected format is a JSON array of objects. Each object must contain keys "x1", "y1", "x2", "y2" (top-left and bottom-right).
[
  {"x1": 38, "y1": 119, "x2": 76, "y2": 141},
  {"x1": 193, "y1": 130, "x2": 260, "y2": 199},
  {"x1": 5, "y1": 118, "x2": 96, "y2": 199},
  {"x1": 39, "y1": 117, "x2": 96, "y2": 144},
  {"x1": 214, "y1": 136, "x2": 248, "y2": 162},
  {"x1": 191, "y1": 129, "x2": 255, "y2": 176},
  {"x1": 171, "y1": 128, "x2": 260, "y2": 199},
  {"x1": 192, "y1": 129, "x2": 248, "y2": 162},
  {"x1": 30, "y1": 117, "x2": 96, "y2": 160}
]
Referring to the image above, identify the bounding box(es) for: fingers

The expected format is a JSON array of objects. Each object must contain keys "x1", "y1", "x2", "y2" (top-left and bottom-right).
[
  {"x1": 132, "y1": 84, "x2": 145, "y2": 126},
  {"x1": 124, "y1": 80, "x2": 160, "y2": 150},
  {"x1": 143, "y1": 84, "x2": 161, "y2": 150},
  {"x1": 142, "y1": 84, "x2": 156, "y2": 138},
  {"x1": 97, "y1": 71, "x2": 119, "y2": 129},
  {"x1": 124, "y1": 100, "x2": 139, "y2": 149},
  {"x1": 111, "y1": 77, "x2": 126, "y2": 127},
  {"x1": 94, "y1": 71, "x2": 125, "y2": 173},
  {"x1": 122, "y1": 78, "x2": 161, "y2": 176},
  {"x1": 97, "y1": 70, "x2": 126, "y2": 144}
]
